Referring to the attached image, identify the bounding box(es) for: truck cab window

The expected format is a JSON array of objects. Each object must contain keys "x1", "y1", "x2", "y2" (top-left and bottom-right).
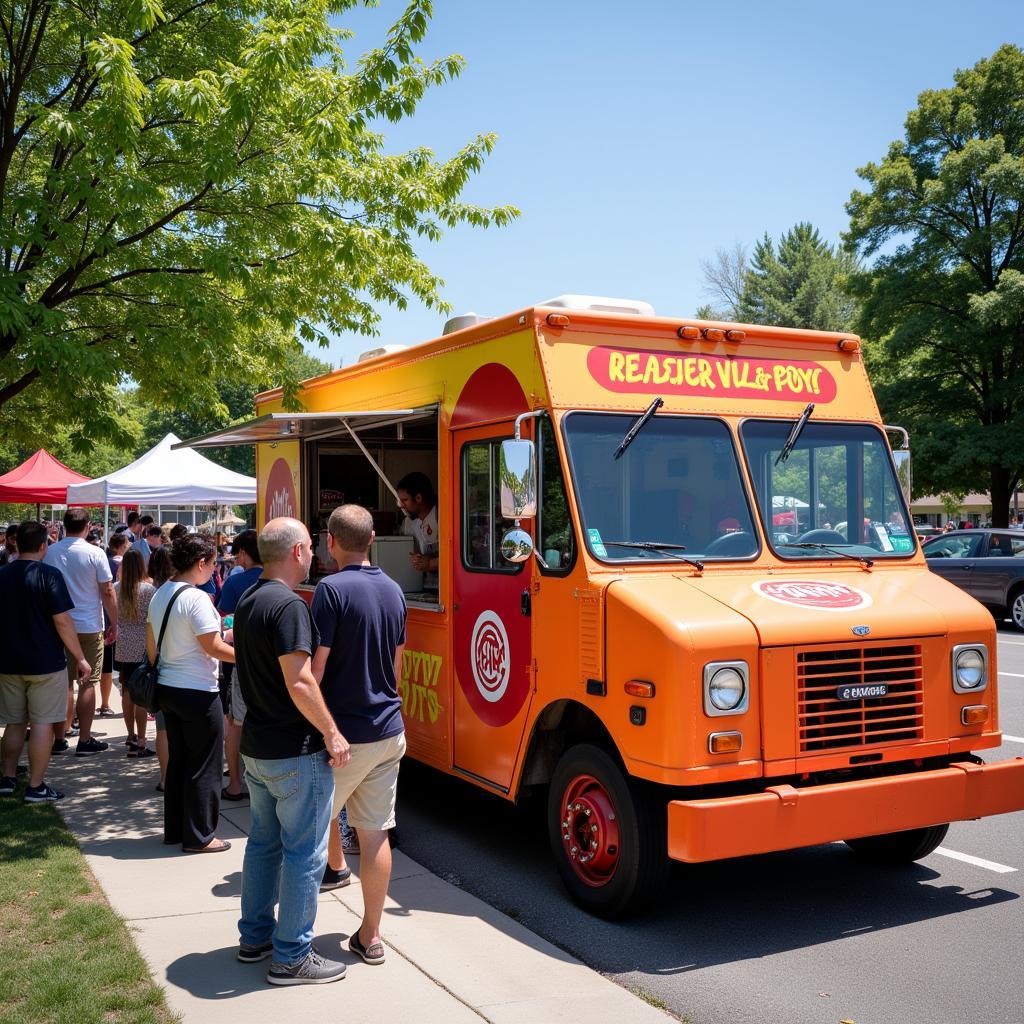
[
  {"x1": 462, "y1": 439, "x2": 518, "y2": 572},
  {"x1": 538, "y1": 416, "x2": 575, "y2": 572}
]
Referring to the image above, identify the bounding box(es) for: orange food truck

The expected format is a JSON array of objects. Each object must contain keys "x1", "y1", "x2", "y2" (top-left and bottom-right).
[{"x1": 181, "y1": 295, "x2": 1024, "y2": 918}]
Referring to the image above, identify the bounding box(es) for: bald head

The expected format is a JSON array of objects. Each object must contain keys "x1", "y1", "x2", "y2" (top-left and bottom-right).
[{"x1": 259, "y1": 517, "x2": 310, "y2": 567}]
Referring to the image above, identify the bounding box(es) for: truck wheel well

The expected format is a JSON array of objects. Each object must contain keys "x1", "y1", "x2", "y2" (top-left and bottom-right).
[{"x1": 517, "y1": 701, "x2": 618, "y2": 793}]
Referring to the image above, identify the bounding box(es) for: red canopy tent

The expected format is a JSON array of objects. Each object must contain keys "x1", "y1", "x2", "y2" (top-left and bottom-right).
[{"x1": 0, "y1": 449, "x2": 89, "y2": 505}]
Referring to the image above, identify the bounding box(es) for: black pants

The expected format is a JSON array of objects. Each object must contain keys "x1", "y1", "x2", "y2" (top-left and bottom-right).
[{"x1": 157, "y1": 685, "x2": 224, "y2": 848}]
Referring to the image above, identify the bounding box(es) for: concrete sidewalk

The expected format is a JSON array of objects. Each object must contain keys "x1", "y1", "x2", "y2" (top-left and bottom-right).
[{"x1": 45, "y1": 708, "x2": 670, "y2": 1024}]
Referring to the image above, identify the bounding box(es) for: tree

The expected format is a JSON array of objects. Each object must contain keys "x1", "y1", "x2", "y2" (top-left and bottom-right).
[
  {"x1": 0, "y1": 0, "x2": 517, "y2": 439},
  {"x1": 697, "y1": 242, "x2": 747, "y2": 320},
  {"x1": 736, "y1": 222, "x2": 859, "y2": 331},
  {"x1": 138, "y1": 348, "x2": 332, "y2": 475},
  {"x1": 846, "y1": 44, "x2": 1024, "y2": 525}
]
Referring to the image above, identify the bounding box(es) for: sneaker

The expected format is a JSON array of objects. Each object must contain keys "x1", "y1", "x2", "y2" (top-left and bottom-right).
[
  {"x1": 51, "y1": 739, "x2": 69, "y2": 754},
  {"x1": 0, "y1": 776, "x2": 16, "y2": 796},
  {"x1": 65, "y1": 727, "x2": 79, "y2": 738},
  {"x1": 319, "y1": 865, "x2": 352, "y2": 891},
  {"x1": 75, "y1": 737, "x2": 110, "y2": 756},
  {"x1": 237, "y1": 940, "x2": 274, "y2": 963},
  {"x1": 266, "y1": 950, "x2": 346, "y2": 986},
  {"x1": 24, "y1": 782, "x2": 64, "y2": 803}
]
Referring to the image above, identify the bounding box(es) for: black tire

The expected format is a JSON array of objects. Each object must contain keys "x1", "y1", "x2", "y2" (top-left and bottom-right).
[
  {"x1": 1009, "y1": 586, "x2": 1024, "y2": 632},
  {"x1": 844, "y1": 823, "x2": 949, "y2": 864},
  {"x1": 547, "y1": 743, "x2": 669, "y2": 919}
]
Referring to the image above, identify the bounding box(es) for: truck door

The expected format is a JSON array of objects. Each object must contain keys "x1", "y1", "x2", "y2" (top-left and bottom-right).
[{"x1": 452, "y1": 425, "x2": 534, "y2": 791}]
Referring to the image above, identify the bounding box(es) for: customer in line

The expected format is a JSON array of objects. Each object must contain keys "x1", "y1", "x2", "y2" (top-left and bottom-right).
[
  {"x1": 146, "y1": 543, "x2": 175, "y2": 787},
  {"x1": 114, "y1": 549, "x2": 156, "y2": 758},
  {"x1": 0, "y1": 522, "x2": 91, "y2": 802},
  {"x1": 44, "y1": 508, "x2": 117, "y2": 755},
  {"x1": 312, "y1": 504, "x2": 407, "y2": 967},
  {"x1": 147, "y1": 533, "x2": 236, "y2": 853},
  {"x1": 234, "y1": 517, "x2": 348, "y2": 985}
]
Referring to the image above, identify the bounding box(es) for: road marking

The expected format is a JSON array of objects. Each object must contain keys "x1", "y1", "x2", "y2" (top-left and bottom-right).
[
  {"x1": 998, "y1": 671, "x2": 1024, "y2": 678},
  {"x1": 997, "y1": 639, "x2": 1024, "y2": 647},
  {"x1": 934, "y1": 847, "x2": 1017, "y2": 874},
  {"x1": 1001, "y1": 734, "x2": 1024, "y2": 744}
]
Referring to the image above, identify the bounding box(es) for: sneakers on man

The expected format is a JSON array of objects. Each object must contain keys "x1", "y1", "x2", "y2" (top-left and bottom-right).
[
  {"x1": 319, "y1": 865, "x2": 352, "y2": 891},
  {"x1": 0, "y1": 776, "x2": 16, "y2": 796},
  {"x1": 237, "y1": 940, "x2": 274, "y2": 963},
  {"x1": 266, "y1": 950, "x2": 346, "y2": 986},
  {"x1": 75, "y1": 737, "x2": 109, "y2": 756},
  {"x1": 24, "y1": 782, "x2": 64, "y2": 803},
  {"x1": 51, "y1": 739, "x2": 69, "y2": 754}
]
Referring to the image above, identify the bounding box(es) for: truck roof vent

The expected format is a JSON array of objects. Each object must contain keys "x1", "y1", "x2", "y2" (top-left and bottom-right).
[
  {"x1": 442, "y1": 312, "x2": 490, "y2": 335},
  {"x1": 540, "y1": 294, "x2": 655, "y2": 316},
  {"x1": 357, "y1": 344, "x2": 408, "y2": 363}
]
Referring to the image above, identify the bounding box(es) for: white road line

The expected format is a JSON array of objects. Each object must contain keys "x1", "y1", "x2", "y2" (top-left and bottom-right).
[
  {"x1": 997, "y1": 639, "x2": 1024, "y2": 647},
  {"x1": 1001, "y1": 734, "x2": 1024, "y2": 744},
  {"x1": 998, "y1": 671, "x2": 1024, "y2": 678},
  {"x1": 933, "y1": 847, "x2": 1017, "y2": 874}
]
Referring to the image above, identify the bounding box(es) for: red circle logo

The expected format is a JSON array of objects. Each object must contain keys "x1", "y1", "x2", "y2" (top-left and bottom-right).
[
  {"x1": 471, "y1": 611, "x2": 510, "y2": 703},
  {"x1": 753, "y1": 580, "x2": 872, "y2": 611},
  {"x1": 265, "y1": 458, "x2": 297, "y2": 523}
]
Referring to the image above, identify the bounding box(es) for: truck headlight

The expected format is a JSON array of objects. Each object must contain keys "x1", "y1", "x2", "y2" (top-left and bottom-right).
[
  {"x1": 703, "y1": 661, "x2": 749, "y2": 716},
  {"x1": 952, "y1": 644, "x2": 987, "y2": 693}
]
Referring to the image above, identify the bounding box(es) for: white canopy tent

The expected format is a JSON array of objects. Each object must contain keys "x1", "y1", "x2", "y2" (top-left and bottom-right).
[{"x1": 67, "y1": 433, "x2": 256, "y2": 535}]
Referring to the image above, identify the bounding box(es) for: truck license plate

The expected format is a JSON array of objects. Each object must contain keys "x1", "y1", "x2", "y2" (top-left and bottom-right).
[{"x1": 837, "y1": 683, "x2": 888, "y2": 701}]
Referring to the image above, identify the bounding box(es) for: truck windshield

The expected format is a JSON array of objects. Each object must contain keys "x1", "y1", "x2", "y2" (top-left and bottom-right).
[
  {"x1": 739, "y1": 420, "x2": 914, "y2": 560},
  {"x1": 563, "y1": 412, "x2": 758, "y2": 562}
]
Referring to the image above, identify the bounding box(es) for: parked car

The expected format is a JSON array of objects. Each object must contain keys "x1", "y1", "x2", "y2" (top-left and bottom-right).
[
  {"x1": 922, "y1": 529, "x2": 1024, "y2": 629},
  {"x1": 914, "y1": 524, "x2": 943, "y2": 539}
]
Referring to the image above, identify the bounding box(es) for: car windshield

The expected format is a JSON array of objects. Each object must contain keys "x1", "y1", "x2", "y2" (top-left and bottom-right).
[
  {"x1": 924, "y1": 534, "x2": 984, "y2": 559},
  {"x1": 740, "y1": 420, "x2": 914, "y2": 560},
  {"x1": 563, "y1": 412, "x2": 758, "y2": 562}
]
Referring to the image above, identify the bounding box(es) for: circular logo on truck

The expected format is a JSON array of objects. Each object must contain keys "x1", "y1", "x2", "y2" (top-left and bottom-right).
[
  {"x1": 265, "y1": 458, "x2": 297, "y2": 522},
  {"x1": 752, "y1": 580, "x2": 873, "y2": 611},
  {"x1": 471, "y1": 611, "x2": 510, "y2": 703}
]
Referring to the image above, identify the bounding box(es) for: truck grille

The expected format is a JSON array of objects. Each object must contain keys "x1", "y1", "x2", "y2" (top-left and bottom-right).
[{"x1": 796, "y1": 644, "x2": 924, "y2": 753}]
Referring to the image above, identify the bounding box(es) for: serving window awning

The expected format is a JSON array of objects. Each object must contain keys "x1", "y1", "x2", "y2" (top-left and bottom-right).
[{"x1": 173, "y1": 406, "x2": 438, "y2": 450}]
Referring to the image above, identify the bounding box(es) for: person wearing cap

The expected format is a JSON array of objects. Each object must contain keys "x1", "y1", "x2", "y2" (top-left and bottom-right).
[{"x1": 216, "y1": 530, "x2": 262, "y2": 801}]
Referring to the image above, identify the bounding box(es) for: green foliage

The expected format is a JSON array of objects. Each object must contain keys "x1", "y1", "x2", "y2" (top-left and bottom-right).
[
  {"x1": 736, "y1": 223, "x2": 859, "y2": 331},
  {"x1": 846, "y1": 44, "x2": 1024, "y2": 523},
  {"x1": 0, "y1": 0, "x2": 517, "y2": 437}
]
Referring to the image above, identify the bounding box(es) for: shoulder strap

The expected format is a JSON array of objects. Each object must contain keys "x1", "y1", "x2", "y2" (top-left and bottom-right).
[{"x1": 155, "y1": 584, "x2": 195, "y2": 659}]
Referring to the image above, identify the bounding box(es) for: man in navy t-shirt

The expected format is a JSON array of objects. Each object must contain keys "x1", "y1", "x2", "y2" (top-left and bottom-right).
[
  {"x1": 0, "y1": 522, "x2": 91, "y2": 802},
  {"x1": 311, "y1": 504, "x2": 406, "y2": 967}
]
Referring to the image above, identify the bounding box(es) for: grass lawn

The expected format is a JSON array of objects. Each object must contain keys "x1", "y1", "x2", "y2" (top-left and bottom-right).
[{"x1": 0, "y1": 778, "x2": 178, "y2": 1024}]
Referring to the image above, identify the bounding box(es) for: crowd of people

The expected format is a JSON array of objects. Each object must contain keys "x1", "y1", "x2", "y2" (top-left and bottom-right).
[{"x1": 0, "y1": 505, "x2": 408, "y2": 984}]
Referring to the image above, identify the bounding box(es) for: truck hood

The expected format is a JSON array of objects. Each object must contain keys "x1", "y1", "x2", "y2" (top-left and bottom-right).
[{"x1": 607, "y1": 567, "x2": 990, "y2": 647}]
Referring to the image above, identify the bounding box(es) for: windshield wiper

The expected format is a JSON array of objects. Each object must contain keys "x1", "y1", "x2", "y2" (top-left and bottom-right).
[
  {"x1": 774, "y1": 402, "x2": 815, "y2": 465},
  {"x1": 777, "y1": 541, "x2": 874, "y2": 569},
  {"x1": 603, "y1": 540, "x2": 705, "y2": 572},
  {"x1": 613, "y1": 397, "x2": 664, "y2": 460}
]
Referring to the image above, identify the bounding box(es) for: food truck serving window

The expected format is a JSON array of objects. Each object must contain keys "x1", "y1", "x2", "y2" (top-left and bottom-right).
[
  {"x1": 739, "y1": 419, "x2": 914, "y2": 559},
  {"x1": 563, "y1": 412, "x2": 759, "y2": 563}
]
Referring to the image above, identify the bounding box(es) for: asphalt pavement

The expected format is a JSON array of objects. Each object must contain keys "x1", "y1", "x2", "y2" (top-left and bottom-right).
[{"x1": 395, "y1": 622, "x2": 1024, "y2": 1024}]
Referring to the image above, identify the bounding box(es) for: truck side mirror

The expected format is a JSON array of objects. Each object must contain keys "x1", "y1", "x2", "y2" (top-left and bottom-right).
[
  {"x1": 499, "y1": 440, "x2": 537, "y2": 519},
  {"x1": 500, "y1": 526, "x2": 534, "y2": 564},
  {"x1": 892, "y1": 449, "x2": 911, "y2": 505}
]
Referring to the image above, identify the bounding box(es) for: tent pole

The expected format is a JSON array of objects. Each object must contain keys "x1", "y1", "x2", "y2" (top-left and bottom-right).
[
  {"x1": 103, "y1": 502, "x2": 109, "y2": 542},
  {"x1": 36, "y1": 502, "x2": 41, "y2": 520}
]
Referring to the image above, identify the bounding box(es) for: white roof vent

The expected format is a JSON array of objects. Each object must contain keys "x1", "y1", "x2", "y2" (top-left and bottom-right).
[
  {"x1": 540, "y1": 294, "x2": 655, "y2": 316},
  {"x1": 357, "y1": 344, "x2": 408, "y2": 363},
  {"x1": 442, "y1": 312, "x2": 490, "y2": 335}
]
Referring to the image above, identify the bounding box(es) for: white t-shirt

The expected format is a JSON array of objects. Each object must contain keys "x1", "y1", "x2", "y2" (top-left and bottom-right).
[
  {"x1": 44, "y1": 537, "x2": 112, "y2": 633},
  {"x1": 401, "y1": 505, "x2": 439, "y2": 590},
  {"x1": 147, "y1": 582, "x2": 221, "y2": 692}
]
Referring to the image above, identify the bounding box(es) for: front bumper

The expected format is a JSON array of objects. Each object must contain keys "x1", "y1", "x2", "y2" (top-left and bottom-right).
[{"x1": 667, "y1": 757, "x2": 1024, "y2": 863}]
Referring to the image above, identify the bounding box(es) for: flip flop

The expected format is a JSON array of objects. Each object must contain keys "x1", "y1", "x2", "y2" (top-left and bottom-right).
[
  {"x1": 221, "y1": 787, "x2": 247, "y2": 801},
  {"x1": 349, "y1": 931, "x2": 385, "y2": 965},
  {"x1": 182, "y1": 840, "x2": 232, "y2": 854}
]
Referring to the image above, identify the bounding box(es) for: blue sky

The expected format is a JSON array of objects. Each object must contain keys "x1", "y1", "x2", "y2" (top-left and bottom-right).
[{"x1": 322, "y1": 1, "x2": 1023, "y2": 367}]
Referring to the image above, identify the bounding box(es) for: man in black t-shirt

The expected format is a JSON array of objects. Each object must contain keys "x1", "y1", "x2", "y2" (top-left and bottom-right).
[
  {"x1": 233, "y1": 517, "x2": 348, "y2": 986},
  {"x1": 0, "y1": 522, "x2": 91, "y2": 802},
  {"x1": 311, "y1": 504, "x2": 407, "y2": 967}
]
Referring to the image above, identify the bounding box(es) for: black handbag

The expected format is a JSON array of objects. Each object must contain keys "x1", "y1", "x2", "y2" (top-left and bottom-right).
[{"x1": 125, "y1": 584, "x2": 194, "y2": 714}]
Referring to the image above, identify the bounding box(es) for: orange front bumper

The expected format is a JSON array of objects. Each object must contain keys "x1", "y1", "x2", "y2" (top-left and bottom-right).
[{"x1": 667, "y1": 758, "x2": 1024, "y2": 863}]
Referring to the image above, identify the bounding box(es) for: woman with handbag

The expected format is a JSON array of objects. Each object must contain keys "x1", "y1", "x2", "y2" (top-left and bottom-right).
[
  {"x1": 146, "y1": 533, "x2": 236, "y2": 854},
  {"x1": 114, "y1": 549, "x2": 156, "y2": 757}
]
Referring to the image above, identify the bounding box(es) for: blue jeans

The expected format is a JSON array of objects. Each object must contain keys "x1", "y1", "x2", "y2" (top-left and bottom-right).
[{"x1": 239, "y1": 750, "x2": 334, "y2": 965}]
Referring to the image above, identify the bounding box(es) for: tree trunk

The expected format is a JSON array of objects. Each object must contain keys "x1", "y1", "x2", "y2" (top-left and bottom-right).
[{"x1": 989, "y1": 467, "x2": 1013, "y2": 528}]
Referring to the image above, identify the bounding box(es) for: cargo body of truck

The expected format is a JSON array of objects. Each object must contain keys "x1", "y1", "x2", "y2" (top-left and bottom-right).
[{"x1": 181, "y1": 295, "x2": 1024, "y2": 917}]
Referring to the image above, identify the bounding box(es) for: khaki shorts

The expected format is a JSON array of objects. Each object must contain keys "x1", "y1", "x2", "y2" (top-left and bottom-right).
[
  {"x1": 230, "y1": 674, "x2": 247, "y2": 726},
  {"x1": 66, "y1": 632, "x2": 104, "y2": 689},
  {"x1": 0, "y1": 670, "x2": 70, "y2": 725},
  {"x1": 331, "y1": 732, "x2": 407, "y2": 830}
]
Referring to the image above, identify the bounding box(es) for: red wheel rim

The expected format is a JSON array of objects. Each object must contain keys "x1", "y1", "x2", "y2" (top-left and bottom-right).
[{"x1": 559, "y1": 773, "x2": 621, "y2": 887}]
